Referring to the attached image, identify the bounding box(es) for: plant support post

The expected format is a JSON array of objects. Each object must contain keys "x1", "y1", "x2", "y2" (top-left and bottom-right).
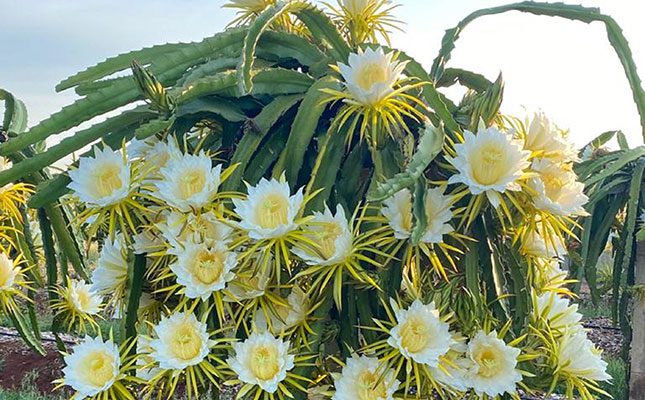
[{"x1": 630, "y1": 240, "x2": 645, "y2": 399}]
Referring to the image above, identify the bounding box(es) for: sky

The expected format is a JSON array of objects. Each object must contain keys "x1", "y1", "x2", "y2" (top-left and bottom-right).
[{"x1": 0, "y1": 0, "x2": 644, "y2": 150}]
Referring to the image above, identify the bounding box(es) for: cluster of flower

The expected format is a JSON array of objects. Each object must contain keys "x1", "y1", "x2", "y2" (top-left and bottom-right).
[{"x1": 51, "y1": 98, "x2": 608, "y2": 399}]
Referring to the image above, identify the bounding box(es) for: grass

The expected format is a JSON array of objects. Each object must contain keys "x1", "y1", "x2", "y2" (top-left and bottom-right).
[{"x1": 600, "y1": 356, "x2": 629, "y2": 400}]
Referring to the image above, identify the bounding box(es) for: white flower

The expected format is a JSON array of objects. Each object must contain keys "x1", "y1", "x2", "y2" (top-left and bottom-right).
[
  {"x1": 168, "y1": 241, "x2": 236, "y2": 300},
  {"x1": 233, "y1": 177, "x2": 303, "y2": 240},
  {"x1": 464, "y1": 330, "x2": 522, "y2": 397},
  {"x1": 127, "y1": 136, "x2": 181, "y2": 167},
  {"x1": 419, "y1": 186, "x2": 454, "y2": 244},
  {"x1": 536, "y1": 292, "x2": 582, "y2": 329},
  {"x1": 291, "y1": 204, "x2": 352, "y2": 265},
  {"x1": 529, "y1": 158, "x2": 588, "y2": 217},
  {"x1": 227, "y1": 331, "x2": 295, "y2": 393},
  {"x1": 387, "y1": 300, "x2": 453, "y2": 366},
  {"x1": 557, "y1": 327, "x2": 611, "y2": 381},
  {"x1": 68, "y1": 146, "x2": 130, "y2": 207},
  {"x1": 154, "y1": 151, "x2": 222, "y2": 212},
  {"x1": 224, "y1": 266, "x2": 270, "y2": 302},
  {"x1": 158, "y1": 210, "x2": 233, "y2": 247},
  {"x1": 136, "y1": 336, "x2": 162, "y2": 380},
  {"x1": 254, "y1": 287, "x2": 308, "y2": 334},
  {"x1": 539, "y1": 259, "x2": 568, "y2": 285},
  {"x1": 62, "y1": 336, "x2": 121, "y2": 398},
  {"x1": 69, "y1": 280, "x2": 102, "y2": 315},
  {"x1": 91, "y1": 235, "x2": 128, "y2": 295},
  {"x1": 132, "y1": 230, "x2": 164, "y2": 254},
  {"x1": 447, "y1": 127, "x2": 530, "y2": 208},
  {"x1": 381, "y1": 189, "x2": 413, "y2": 239},
  {"x1": 0, "y1": 252, "x2": 19, "y2": 291},
  {"x1": 0, "y1": 156, "x2": 11, "y2": 172},
  {"x1": 337, "y1": 47, "x2": 407, "y2": 106},
  {"x1": 521, "y1": 222, "x2": 567, "y2": 259},
  {"x1": 332, "y1": 354, "x2": 399, "y2": 400},
  {"x1": 381, "y1": 187, "x2": 454, "y2": 243},
  {"x1": 429, "y1": 337, "x2": 470, "y2": 392},
  {"x1": 148, "y1": 311, "x2": 211, "y2": 370},
  {"x1": 524, "y1": 112, "x2": 579, "y2": 163}
]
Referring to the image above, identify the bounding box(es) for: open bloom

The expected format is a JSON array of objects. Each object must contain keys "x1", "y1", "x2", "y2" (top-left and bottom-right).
[
  {"x1": 148, "y1": 311, "x2": 211, "y2": 370},
  {"x1": 68, "y1": 146, "x2": 130, "y2": 207},
  {"x1": 536, "y1": 292, "x2": 582, "y2": 329},
  {"x1": 62, "y1": 336, "x2": 121, "y2": 398},
  {"x1": 332, "y1": 355, "x2": 400, "y2": 400},
  {"x1": 91, "y1": 235, "x2": 128, "y2": 295},
  {"x1": 67, "y1": 280, "x2": 102, "y2": 316},
  {"x1": 127, "y1": 136, "x2": 181, "y2": 167},
  {"x1": 529, "y1": 158, "x2": 588, "y2": 217},
  {"x1": 291, "y1": 204, "x2": 352, "y2": 265},
  {"x1": 557, "y1": 327, "x2": 611, "y2": 381},
  {"x1": 337, "y1": 47, "x2": 407, "y2": 106},
  {"x1": 524, "y1": 112, "x2": 578, "y2": 163},
  {"x1": 136, "y1": 336, "x2": 163, "y2": 380},
  {"x1": 0, "y1": 252, "x2": 20, "y2": 291},
  {"x1": 381, "y1": 187, "x2": 454, "y2": 243},
  {"x1": 447, "y1": 127, "x2": 530, "y2": 207},
  {"x1": 387, "y1": 300, "x2": 453, "y2": 366},
  {"x1": 227, "y1": 331, "x2": 295, "y2": 393},
  {"x1": 158, "y1": 210, "x2": 233, "y2": 247},
  {"x1": 254, "y1": 287, "x2": 308, "y2": 334},
  {"x1": 154, "y1": 151, "x2": 222, "y2": 211},
  {"x1": 464, "y1": 330, "x2": 522, "y2": 397},
  {"x1": 233, "y1": 177, "x2": 303, "y2": 240},
  {"x1": 169, "y1": 241, "x2": 236, "y2": 300}
]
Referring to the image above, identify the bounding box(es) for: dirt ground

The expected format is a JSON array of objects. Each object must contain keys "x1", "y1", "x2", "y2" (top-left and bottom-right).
[{"x1": 0, "y1": 330, "x2": 67, "y2": 394}]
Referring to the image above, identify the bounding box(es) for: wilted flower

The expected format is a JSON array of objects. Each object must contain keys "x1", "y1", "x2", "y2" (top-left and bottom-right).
[
  {"x1": 448, "y1": 127, "x2": 531, "y2": 208},
  {"x1": 464, "y1": 330, "x2": 522, "y2": 397},
  {"x1": 227, "y1": 331, "x2": 295, "y2": 393},
  {"x1": 68, "y1": 146, "x2": 131, "y2": 207},
  {"x1": 233, "y1": 176, "x2": 303, "y2": 240},
  {"x1": 332, "y1": 354, "x2": 399, "y2": 400}
]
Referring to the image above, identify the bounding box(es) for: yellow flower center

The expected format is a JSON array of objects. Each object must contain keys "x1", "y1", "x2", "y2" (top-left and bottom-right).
[
  {"x1": 75, "y1": 288, "x2": 92, "y2": 311},
  {"x1": 177, "y1": 169, "x2": 206, "y2": 199},
  {"x1": 471, "y1": 144, "x2": 509, "y2": 186},
  {"x1": 83, "y1": 351, "x2": 115, "y2": 387},
  {"x1": 474, "y1": 346, "x2": 501, "y2": 378},
  {"x1": 399, "y1": 317, "x2": 430, "y2": 353},
  {"x1": 540, "y1": 171, "x2": 566, "y2": 201},
  {"x1": 249, "y1": 344, "x2": 281, "y2": 380},
  {"x1": 318, "y1": 222, "x2": 343, "y2": 259},
  {"x1": 193, "y1": 250, "x2": 225, "y2": 285},
  {"x1": 169, "y1": 325, "x2": 203, "y2": 361},
  {"x1": 256, "y1": 193, "x2": 290, "y2": 229},
  {"x1": 357, "y1": 370, "x2": 388, "y2": 400},
  {"x1": 0, "y1": 261, "x2": 14, "y2": 289},
  {"x1": 95, "y1": 165, "x2": 124, "y2": 198},
  {"x1": 398, "y1": 201, "x2": 413, "y2": 232},
  {"x1": 356, "y1": 62, "x2": 388, "y2": 91}
]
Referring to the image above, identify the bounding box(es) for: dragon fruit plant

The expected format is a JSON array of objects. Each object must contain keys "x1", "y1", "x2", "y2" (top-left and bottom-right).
[{"x1": 0, "y1": 1, "x2": 644, "y2": 399}]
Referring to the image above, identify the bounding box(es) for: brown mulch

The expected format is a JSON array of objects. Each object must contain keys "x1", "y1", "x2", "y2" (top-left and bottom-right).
[
  {"x1": 583, "y1": 316, "x2": 623, "y2": 357},
  {"x1": 0, "y1": 334, "x2": 65, "y2": 394}
]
